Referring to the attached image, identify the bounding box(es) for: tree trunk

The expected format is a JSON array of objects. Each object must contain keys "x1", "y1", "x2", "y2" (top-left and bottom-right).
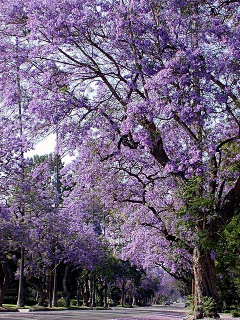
[
  {"x1": 132, "y1": 296, "x2": 136, "y2": 306},
  {"x1": 38, "y1": 291, "x2": 46, "y2": 306},
  {"x1": 90, "y1": 277, "x2": 96, "y2": 307},
  {"x1": 0, "y1": 287, "x2": 4, "y2": 307},
  {"x1": 26, "y1": 277, "x2": 46, "y2": 306},
  {"x1": 17, "y1": 247, "x2": 24, "y2": 307},
  {"x1": 104, "y1": 281, "x2": 107, "y2": 308},
  {"x1": 52, "y1": 265, "x2": 58, "y2": 307},
  {"x1": 193, "y1": 247, "x2": 219, "y2": 319},
  {"x1": 77, "y1": 279, "x2": 82, "y2": 306},
  {"x1": 63, "y1": 264, "x2": 70, "y2": 308},
  {"x1": 98, "y1": 286, "x2": 104, "y2": 307},
  {"x1": 48, "y1": 271, "x2": 53, "y2": 308},
  {"x1": 82, "y1": 274, "x2": 90, "y2": 306},
  {"x1": 0, "y1": 260, "x2": 12, "y2": 306},
  {"x1": 89, "y1": 279, "x2": 92, "y2": 306},
  {"x1": 121, "y1": 281, "x2": 125, "y2": 307}
]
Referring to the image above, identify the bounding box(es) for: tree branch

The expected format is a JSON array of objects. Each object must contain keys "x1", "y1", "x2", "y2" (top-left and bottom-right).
[
  {"x1": 173, "y1": 114, "x2": 200, "y2": 144},
  {"x1": 210, "y1": 74, "x2": 240, "y2": 107}
]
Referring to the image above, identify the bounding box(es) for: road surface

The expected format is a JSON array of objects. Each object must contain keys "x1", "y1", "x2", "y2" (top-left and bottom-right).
[{"x1": 0, "y1": 304, "x2": 187, "y2": 320}]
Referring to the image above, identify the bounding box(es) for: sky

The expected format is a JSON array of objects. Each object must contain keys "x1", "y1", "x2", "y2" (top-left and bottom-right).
[
  {"x1": 26, "y1": 134, "x2": 56, "y2": 157},
  {"x1": 25, "y1": 134, "x2": 74, "y2": 164}
]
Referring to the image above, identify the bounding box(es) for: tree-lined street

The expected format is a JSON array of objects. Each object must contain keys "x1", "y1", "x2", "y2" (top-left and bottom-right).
[{"x1": 0, "y1": 0, "x2": 240, "y2": 318}]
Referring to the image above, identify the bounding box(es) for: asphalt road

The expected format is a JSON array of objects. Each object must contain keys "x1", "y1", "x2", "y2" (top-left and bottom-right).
[{"x1": 0, "y1": 304, "x2": 188, "y2": 320}]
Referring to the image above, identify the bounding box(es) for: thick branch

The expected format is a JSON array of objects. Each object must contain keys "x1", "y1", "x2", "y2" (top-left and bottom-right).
[
  {"x1": 173, "y1": 114, "x2": 200, "y2": 144},
  {"x1": 210, "y1": 75, "x2": 240, "y2": 107},
  {"x1": 140, "y1": 118, "x2": 170, "y2": 166},
  {"x1": 151, "y1": 136, "x2": 170, "y2": 167},
  {"x1": 155, "y1": 262, "x2": 192, "y2": 284},
  {"x1": 119, "y1": 133, "x2": 139, "y2": 149}
]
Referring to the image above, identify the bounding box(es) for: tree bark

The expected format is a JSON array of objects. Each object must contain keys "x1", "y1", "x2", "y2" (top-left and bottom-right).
[
  {"x1": 0, "y1": 287, "x2": 4, "y2": 307},
  {"x1": 104, "y1": 281, "x2": 107, "y2": 308},
  {"x1": 48, "y1": 271, "x2": 53, "y2": 308},
  {"x1": 82, "y1": 273, "x2": 90, "y2": 306},
  {"x1": 38, "y1": 290, "x2": 46, "y2": 307},
  {"x1": 62, "y1": 264, "x2": 70, "y2": 307},
  {"x1": 26, "y1": 277, "x2": 47, "y2": 306},
  {"x1": 98, "y1": 286, "x2": 104, "y2": 307},
  {"x1": 17, "y1": 247, "x2": 24, "y2": 308},
  {"x1": 52, "y1": 264, "x2": 58, "y2": 307},
  {"x1": 90, "y1": 277, "x2": 96, "y2": 307},
  {"x1": 77, "y1": 279, "x2": 82, "y2": 306},
  {"x1": 193, "y1": 247, "x2": 219, "y2": 319},
  {"x1": 121, "y1": 281, "x2": 125, "y2": 307},
  {"x1": 132, "y1": 296, "x2": 136, "y2": 306},
  {"x1": 0, "y1": 260, "x2": 12, "y2": 306}
]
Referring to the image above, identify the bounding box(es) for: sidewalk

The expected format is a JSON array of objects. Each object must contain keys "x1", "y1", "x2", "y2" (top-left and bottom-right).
[{"x1": 220, "y1": 315, "x2": 240, "y2": 320}]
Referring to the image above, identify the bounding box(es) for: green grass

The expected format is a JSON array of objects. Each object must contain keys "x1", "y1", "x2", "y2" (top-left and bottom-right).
[
  {"x1": 2, "y1": 304, "x2": 19, "y2": 309},
  {"x1": 1, "y1": 304, "x2": 111, "y2": 312},
  {"x1": 1, "y1": 304, "x2": 67, "y2": 311}
]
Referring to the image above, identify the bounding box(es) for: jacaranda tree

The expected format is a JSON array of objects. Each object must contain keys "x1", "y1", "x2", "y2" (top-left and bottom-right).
[{"x1": 0, "y1": 0, "x2": 240, "y2": 318}]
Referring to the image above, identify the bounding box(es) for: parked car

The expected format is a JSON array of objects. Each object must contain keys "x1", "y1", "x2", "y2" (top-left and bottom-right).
[{"x1": 164, "y1": 301, "x2": 171, "y2": 306}]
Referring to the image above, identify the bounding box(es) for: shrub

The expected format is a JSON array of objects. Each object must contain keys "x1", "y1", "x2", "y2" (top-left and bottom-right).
[
  {"x1": 231, "y1": 308, "x2": 240, "y2": 317},
  {"x1": 24, "y1": 297, "x2": 38, "y2": 306},
  {"x1": 70, "y1": 299, "x2": 77, "y2": 306},
  {"x1": 3, "y1": 296, "x2": 18, "y2": 304},
  {"x1": 202, "y1": 296, "x2": 217, "y2": 317},
  {"x1": 185, "y1": 295, "x2": 193, "y2": 310},
  {"x1": 57, "y1": 299, "x2": 66, "y2": 307}
]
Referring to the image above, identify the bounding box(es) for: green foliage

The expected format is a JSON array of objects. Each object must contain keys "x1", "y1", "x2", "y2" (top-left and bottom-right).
[
  {"x1": 215, "y1": 212, "x2": 240, "y2": 309},
  {"x1": 194, "y1": 296, "x2": 217, "y2": 317},
  {"x1": 59, "y1": 85, "x2": 68, "y2": 94},
  {"x1": 70, "y1": 299, "x2": 77, "y2": 306},
  {"x1": 231, "y1": 308, "x2": 240, "y2": 317},
  {"x1": 3, "y1": 296, "x2": 17, "y2": 305},
  {"x1": 24, "y1": 297, "x2": 37, "y2": 306},
  {"x1": 116, "y1": 304, "x2": 133, "y2": 308},
  {"x1": 220, "y1": 142, "x2": 240, "y2": 183},
  {"x1": 202, "y1": 296, "x2": 216, "y2": 317},
  {"x1": 185, "y1": 295, "x2": 193, "y2": 310},
  {"x1": 57, "y1": 298, "x2": 66, "y2": 307},
  {"x1": 177, "y1": 176, "x2": 216, "y2": 249},
  {"x1": 178, "y1": 177, "x2": 213, "y2": 219}
]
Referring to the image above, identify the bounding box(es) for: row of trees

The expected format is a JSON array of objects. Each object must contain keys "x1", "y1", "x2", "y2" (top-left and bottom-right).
[
  {"x1": 0, "y1": 151, "x2": 238, "y2": 310},
  {"x1": 0, "y1": 154, "x2": 180, "y2": 307},
  {"x1": 0, "y1": 0, "x2": 240, "y2": 318}
]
